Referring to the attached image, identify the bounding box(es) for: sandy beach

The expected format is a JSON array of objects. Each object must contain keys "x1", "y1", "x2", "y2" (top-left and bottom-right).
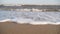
[{"x1": 0, "y1": 22, "x2": 60, "y2": 34}]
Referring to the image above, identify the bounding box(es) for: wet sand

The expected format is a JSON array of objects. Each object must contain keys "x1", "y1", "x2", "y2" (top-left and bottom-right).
[{"x1": 0, "y1": 22, "x2": 60, "y2": 34}]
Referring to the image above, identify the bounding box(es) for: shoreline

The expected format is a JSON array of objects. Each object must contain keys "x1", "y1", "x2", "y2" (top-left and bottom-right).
[
  {"x1": 0, "y1": 22, "x2": 60, "y2": 34},
  {"x1": 0, "y1": 21, "x2": 60, "y2": 25}
]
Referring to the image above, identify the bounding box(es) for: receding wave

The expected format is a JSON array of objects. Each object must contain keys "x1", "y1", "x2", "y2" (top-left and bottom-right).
[
  {"x1": 0, "y1": 19, "x2": 60, "y2": 25},
  {"x1": 0, "y1": 10, "x2": 60, "y2": 25}
]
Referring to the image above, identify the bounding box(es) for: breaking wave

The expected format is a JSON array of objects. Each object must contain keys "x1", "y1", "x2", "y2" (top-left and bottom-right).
[{"x1": 0, "y1": 10, "x2": 60, "y2": 25}]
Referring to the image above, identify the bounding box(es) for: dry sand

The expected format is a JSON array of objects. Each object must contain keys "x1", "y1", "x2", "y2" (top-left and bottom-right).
[{"x1": 0, "y1": 22, "x2": 60, "y2": 34}]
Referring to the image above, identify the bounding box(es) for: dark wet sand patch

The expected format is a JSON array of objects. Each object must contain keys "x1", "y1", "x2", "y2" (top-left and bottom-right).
[{"x1": 0, "y1": 22, "x2": 60, "y2": 34}]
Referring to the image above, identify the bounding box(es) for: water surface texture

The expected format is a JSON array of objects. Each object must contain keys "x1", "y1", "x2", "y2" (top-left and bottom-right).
[{"x1": 0, "y1": 10, "x2": 60, "y2": 24}]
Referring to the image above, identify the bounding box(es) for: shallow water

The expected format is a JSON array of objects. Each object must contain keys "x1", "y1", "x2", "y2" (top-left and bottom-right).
[{"x1": 0, "y1": 10, "x2": 60, "y2": 24}]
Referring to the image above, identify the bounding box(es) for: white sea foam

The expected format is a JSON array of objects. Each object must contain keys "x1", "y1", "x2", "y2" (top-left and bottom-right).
[
  {"x1": 0, "y1": 10, "x2": 60, "y2": 25},
  {"x1": 0, "y1": 18, "x2": 60, "y2": 25},
  {"x1": 0, "y1": 19, "x2": 12, "y2": 22}
]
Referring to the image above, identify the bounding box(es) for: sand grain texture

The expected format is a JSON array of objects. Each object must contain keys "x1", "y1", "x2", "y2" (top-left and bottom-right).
[{"x1": 0, "y1": 22, "x2": 60, "y2": 34}]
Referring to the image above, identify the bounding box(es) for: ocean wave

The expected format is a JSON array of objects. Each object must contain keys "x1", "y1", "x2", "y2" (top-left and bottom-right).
[
  {"x1": 0, "y1": 11, "x2": 60, "y2": 25},
  {"x1": 0, "y1": 19, "x2": 60, "y2": 25}
]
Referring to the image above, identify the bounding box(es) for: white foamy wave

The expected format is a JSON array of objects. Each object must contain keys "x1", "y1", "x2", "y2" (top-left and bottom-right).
[
  {"x1": 17, "y1": 21, "x2": 60, "y2": 25},
  {"x1": 30, "y1": 21, "x2": 52, "y2": 25},
  {"x1": 0, "y1": 11, "x2": 60, "y2": 25},
  {"x1": 0, "y1": 18, "x2": 60, "y2": 25},
  {"x1": 0, "y1": 19, "x2": 12, "y2": 22}
]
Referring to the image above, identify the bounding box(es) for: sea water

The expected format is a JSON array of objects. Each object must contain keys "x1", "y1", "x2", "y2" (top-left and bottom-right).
[{"x1": 0, "y1": 10, "x2": 60, "y2": 25}]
